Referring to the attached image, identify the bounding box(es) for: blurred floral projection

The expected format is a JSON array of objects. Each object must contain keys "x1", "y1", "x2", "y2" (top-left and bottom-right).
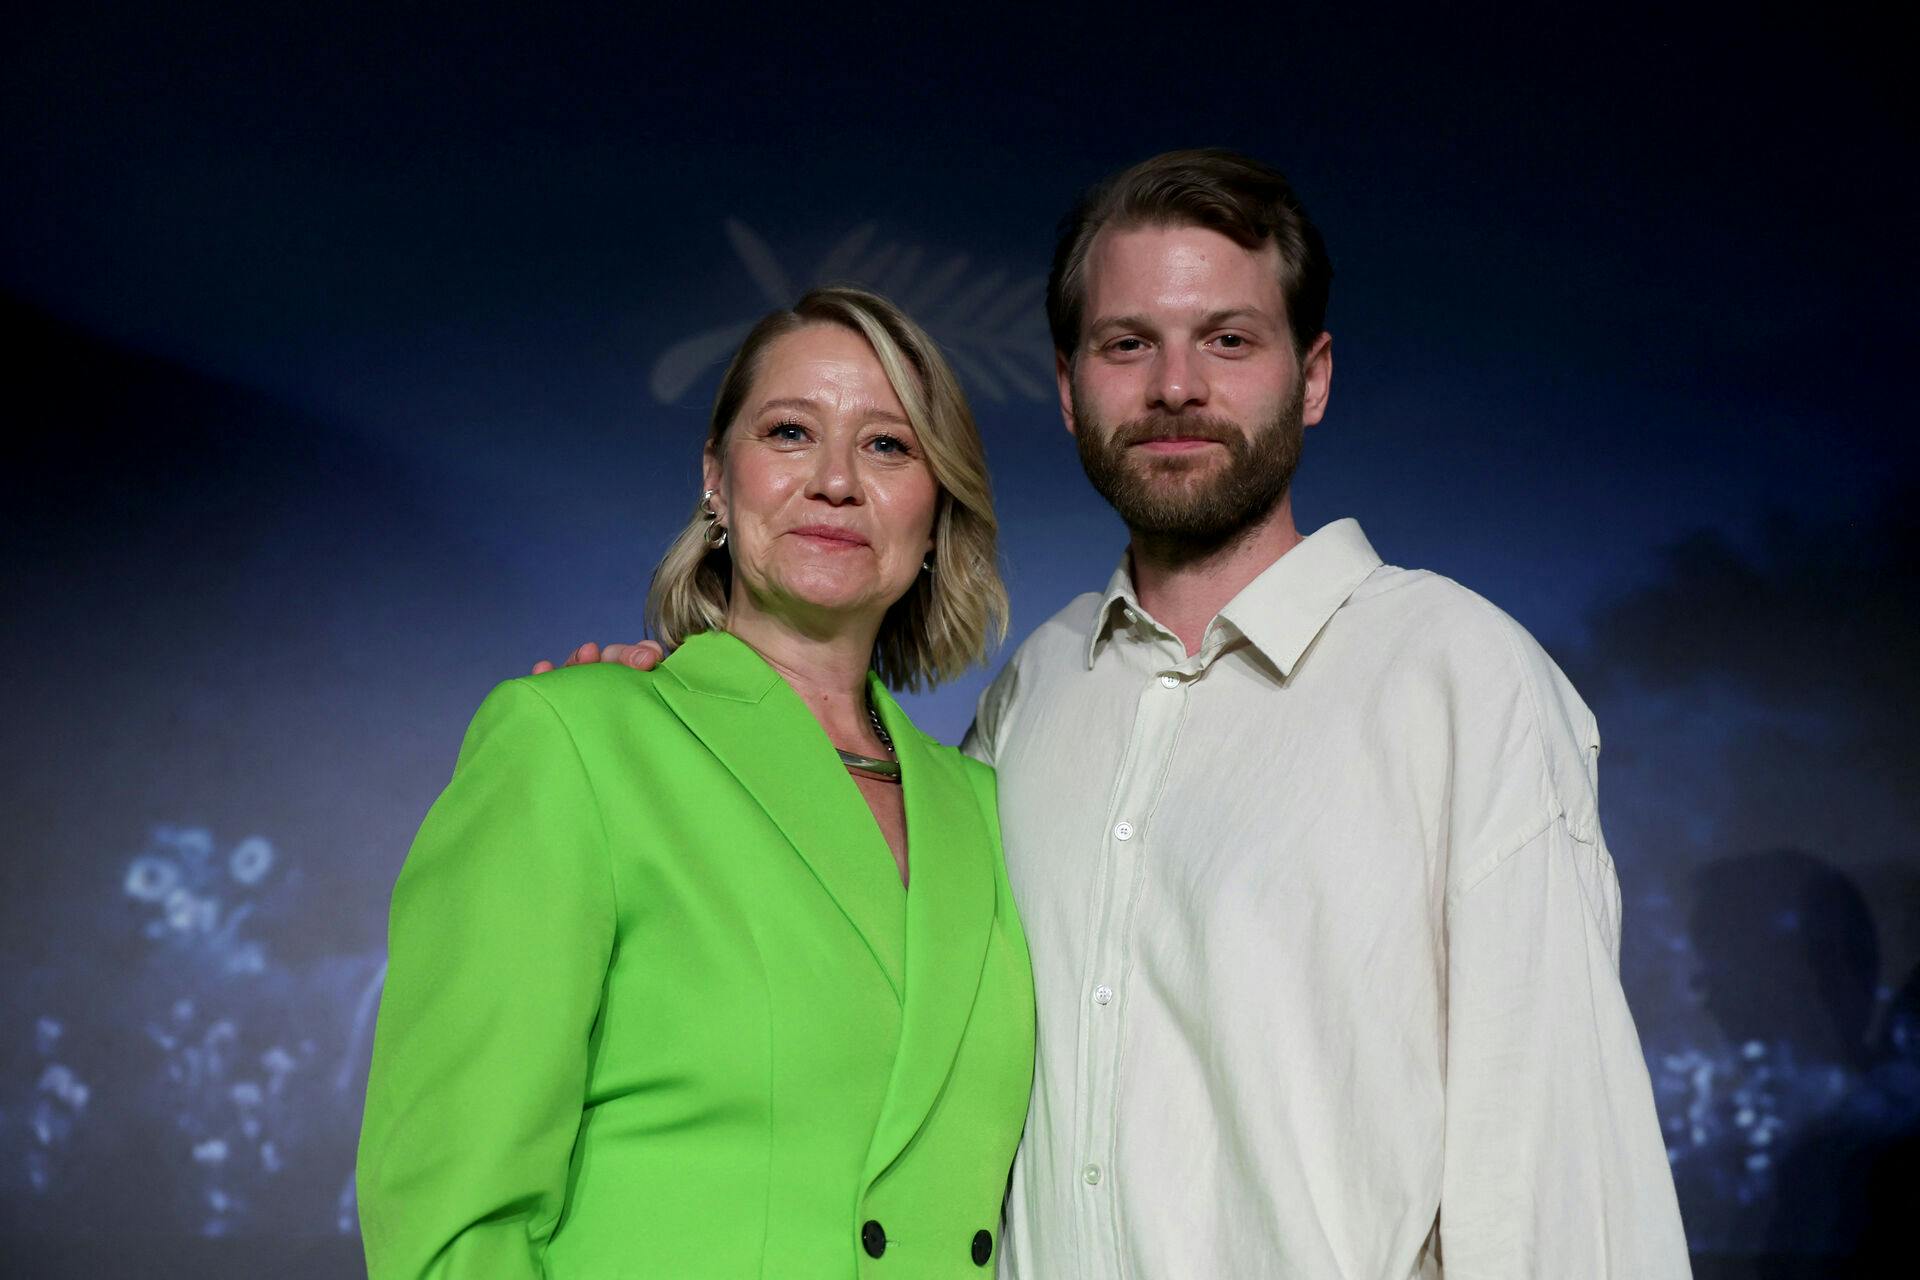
[
  {"x1": 6, "y1": 827, "x2": 385, "y2": 1240},
  {"x1": 1584, "y1": 507, "x2": 1920, "y2": 1269},
  {"x1": 1636, "y1": 874, "x2": 1920, "y2": 1258}
]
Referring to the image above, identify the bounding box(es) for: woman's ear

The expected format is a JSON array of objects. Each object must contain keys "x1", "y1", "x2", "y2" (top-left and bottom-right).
[{"x1": 701, "y1": 442, "x2": 723, "y2": 518}]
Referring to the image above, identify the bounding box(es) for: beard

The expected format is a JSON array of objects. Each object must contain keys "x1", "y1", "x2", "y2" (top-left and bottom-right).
[{"x1": 1073, "y1": 377, "x2": 1304, "y2": 551}]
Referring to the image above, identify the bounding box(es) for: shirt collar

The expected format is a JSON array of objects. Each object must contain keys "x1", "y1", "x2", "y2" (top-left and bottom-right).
[
  {"x1": 1086, "y1": 561, "x2": 1148, "y2": 666},
  {"x1": 1086, "y1": 518, "x2": 1384, "y2": 675}
]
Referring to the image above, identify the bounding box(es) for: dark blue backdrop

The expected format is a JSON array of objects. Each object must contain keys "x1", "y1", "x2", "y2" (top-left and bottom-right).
[{"x1": 3, "y1": 7, "x2": 1914, "y2": 1276}]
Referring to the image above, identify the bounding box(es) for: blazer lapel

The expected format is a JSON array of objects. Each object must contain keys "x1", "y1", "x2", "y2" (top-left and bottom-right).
[
  {"x1": 860, "y1": 678, "x2": 995, "y2": 1185},
  {"x1": 653, "y1": 632, "x2": 906, "y2": 998}
]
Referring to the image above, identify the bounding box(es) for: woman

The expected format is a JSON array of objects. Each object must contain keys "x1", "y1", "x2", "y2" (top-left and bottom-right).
[{"x1": 356, "y1": 288, "x2": 1035, "y2": 1278}]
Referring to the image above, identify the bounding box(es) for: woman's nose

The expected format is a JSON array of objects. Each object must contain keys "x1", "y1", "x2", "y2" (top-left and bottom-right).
[{"x1": 808, "y1": 440, "x2": 861, "y2": 503}]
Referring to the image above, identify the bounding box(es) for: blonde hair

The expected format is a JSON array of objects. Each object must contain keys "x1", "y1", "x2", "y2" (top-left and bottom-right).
[{"x1": 645, "y1": 286, "x2": 1008, "y2": 692}]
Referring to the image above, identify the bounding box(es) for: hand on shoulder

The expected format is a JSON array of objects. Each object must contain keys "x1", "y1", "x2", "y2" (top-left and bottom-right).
[{"x1": 531, "y1": 640, "x2": 665, "y2": 676}]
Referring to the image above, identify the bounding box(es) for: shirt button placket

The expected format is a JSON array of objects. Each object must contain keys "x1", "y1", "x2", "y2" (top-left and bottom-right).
[{"x1": 1080, "y1": 649, "x2": 1187, "y2": 1274}]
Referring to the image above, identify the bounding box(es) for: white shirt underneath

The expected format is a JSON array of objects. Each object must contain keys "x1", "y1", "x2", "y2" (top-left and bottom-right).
[{"x1": 964, "y1": 518, "x2": 1690, "y2": 1280}]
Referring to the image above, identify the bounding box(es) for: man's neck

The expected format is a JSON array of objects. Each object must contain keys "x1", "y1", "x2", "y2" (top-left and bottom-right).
[{"x1": 1129, "y1": 493, "x2": 1302, "y2": 657}]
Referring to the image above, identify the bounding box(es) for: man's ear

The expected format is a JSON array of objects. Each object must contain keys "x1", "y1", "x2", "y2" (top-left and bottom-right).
[
  {"x1": 1300, "y1": 331, "x2": 1334, "y2": 428},
  {"x1": 1056, "y1": 351, "x2": 1078, "y2": 437}
]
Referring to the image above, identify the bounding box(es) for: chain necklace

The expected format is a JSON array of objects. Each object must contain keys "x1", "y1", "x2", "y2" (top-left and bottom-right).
[{"x1": 836, "y1": 694, "x2": 901, "y2": 784}]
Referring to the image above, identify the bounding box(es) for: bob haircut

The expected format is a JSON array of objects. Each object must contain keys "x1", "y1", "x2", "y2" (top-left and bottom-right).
[
  {"x1": 645, "y1": 286, "x2": 1008, "y2": 692},
  {"x1": 1047, "y1": 147, "x2": 1333, "y2": 363}
]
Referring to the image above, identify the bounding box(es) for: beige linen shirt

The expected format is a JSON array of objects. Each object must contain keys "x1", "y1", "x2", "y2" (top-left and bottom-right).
[{"x1": 964, "y1": 519, "x2": 1689, "y2": 1280}]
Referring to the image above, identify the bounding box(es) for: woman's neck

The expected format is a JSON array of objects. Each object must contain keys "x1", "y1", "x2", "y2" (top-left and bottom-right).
[{"x1": 724, "y1": 607, "x2": 884, "y2": 750}]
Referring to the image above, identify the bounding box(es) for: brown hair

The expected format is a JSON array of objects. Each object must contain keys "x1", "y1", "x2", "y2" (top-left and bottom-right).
[
  {"x1": 644, "y1": 286, "x2": 1008, "y2": 692},
  {"x1": 1047, "y1": 148, "x2": 1332, "y2": 361}
]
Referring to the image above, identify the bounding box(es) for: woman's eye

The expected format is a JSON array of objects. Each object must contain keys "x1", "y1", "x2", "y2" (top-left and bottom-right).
[
  {"x1": 769, "y1": 421, "x2": 808, "y2": 441},
  {"x1": 869, "y1": 434, "x2": 912, "y2": 456}
]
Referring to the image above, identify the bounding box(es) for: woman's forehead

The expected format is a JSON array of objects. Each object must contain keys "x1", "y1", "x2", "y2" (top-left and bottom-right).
[{"x1": 745, "y1": 323, "x2": 908, "y2": 420}]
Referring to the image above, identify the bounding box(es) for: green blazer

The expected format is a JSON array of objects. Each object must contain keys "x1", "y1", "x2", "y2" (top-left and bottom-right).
[{"x1": 357, "y1": 631, "x2": 1036, "y2": 1279}]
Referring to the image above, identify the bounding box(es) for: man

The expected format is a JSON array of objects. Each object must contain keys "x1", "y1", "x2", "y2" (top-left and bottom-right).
[{"x1": 550, "y1": 150, "x2": 1690, "y2": 1277}]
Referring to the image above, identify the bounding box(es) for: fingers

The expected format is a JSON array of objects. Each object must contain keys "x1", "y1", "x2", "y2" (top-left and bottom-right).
[
  {"x1": 595, "y1": 641, "x2": 664, "y2": 670},
  {"x1": 562, "y1": 642, "x2": 602, "y2": 668},
  {"x1": 534, "y1": 639, "x2": 661, "y2": 676}
]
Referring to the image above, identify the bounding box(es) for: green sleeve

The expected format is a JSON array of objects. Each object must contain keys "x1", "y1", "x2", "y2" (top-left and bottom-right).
[{"x1": 357, "y1": 679, "x2": 616, "y2": 1279}]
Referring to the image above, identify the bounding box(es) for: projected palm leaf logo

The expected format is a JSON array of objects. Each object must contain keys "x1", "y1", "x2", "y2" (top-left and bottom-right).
[{"x1": 650, "y1": 221, "x2": 1051, "y2": 404}]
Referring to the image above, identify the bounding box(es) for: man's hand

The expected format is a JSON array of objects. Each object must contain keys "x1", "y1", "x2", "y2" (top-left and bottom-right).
[{"x1": 531, "y1": 640, "x2": 665, "y2": 675}]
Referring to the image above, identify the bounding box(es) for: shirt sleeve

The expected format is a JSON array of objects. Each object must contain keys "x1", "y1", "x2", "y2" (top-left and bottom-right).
[
  {"x1": 961, "y1": 654, "x2": 1020, "y2": 768},
  {"x1": 1438, "y1": 815, "x2": 1692, "y2": 1277},
  {"x1": 356, "y1": 679, "x2": 617, "y2": 1279}
]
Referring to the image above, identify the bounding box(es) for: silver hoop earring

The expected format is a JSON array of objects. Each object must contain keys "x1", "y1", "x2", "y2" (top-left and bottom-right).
[{"x1": 700, "y1": 488, "x2": 728, "y2": 549}]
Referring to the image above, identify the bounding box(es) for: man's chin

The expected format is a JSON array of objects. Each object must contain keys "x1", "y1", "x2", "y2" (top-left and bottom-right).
[
  {"x1": 1126, "y1": 465, "x2": 1231, "y2": 505},
  {"x1": 1111, "y1": 473, "x2": 1295, "y2": 547},
  {"x1": 1120, "y1": 512, "x2": 1249, "y2": 547},
  {"x1": 1123, "y1": 451, "x2": 1229, "y2": 485}
]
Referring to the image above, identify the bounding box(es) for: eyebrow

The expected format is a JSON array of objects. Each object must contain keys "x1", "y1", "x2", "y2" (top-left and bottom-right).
[
  {"x1": 1086, "y1": 307, "x2": 1275, "y2": 338},
  {"x1": 754, "y1": 396, "x2": 911, "y2": 427}
]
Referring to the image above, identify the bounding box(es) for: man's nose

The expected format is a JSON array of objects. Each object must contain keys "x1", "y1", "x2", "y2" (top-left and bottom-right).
[{"x1": 1149, "y1": 344, "x2": 1208, "y2": 412}]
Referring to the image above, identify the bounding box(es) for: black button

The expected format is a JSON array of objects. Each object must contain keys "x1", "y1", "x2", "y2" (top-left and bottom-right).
[
  {"x1": 971, "y1": 1229, "x2": 993, "y2": 1266},
  {"x1": 862, "y1": 1220, "x2": 887, "y2": 1258}
]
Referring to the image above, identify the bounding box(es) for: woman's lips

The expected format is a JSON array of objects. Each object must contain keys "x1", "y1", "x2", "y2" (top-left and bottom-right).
[{"x1": 788, "y1": 525, "x2": 870, "y2": 548}]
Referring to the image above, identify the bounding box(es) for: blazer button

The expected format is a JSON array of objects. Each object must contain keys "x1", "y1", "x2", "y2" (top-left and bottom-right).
[
  {"x1": 862, "y1": 1219, "x2": 887, "y2": 1258},
  {"x1": 971, "y1": 1229, "x2": 993, "y2": 1266}
]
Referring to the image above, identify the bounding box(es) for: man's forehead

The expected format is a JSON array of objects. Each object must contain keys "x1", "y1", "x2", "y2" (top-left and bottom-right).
[{"x1": 1083, "y1": 222, "x2": 1285, "y2": 318}]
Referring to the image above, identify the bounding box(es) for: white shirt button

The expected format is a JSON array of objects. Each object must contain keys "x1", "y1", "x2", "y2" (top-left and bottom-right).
[
  {"x1": 1083, "y1": 1163, "x2": 1102, "y2": 1185},
  {"x1": 1159, "y1": 673, "x2": 1180, "y2": 688},
  {"x1": 1113, "y1": 821, "x2": 1134, "y2": 841},
  {"x1": 1093, "y1": 984, "x2": 1113, "y2": 1006}
]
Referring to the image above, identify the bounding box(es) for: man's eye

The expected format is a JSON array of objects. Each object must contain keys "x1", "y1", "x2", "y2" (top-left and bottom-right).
[
  {"x1": 1214, "y1": 333, "x2": 1246, "y2": 349},
  {"x1": 1108, "y1": 337, "x2": 1146, "y2": 354}
]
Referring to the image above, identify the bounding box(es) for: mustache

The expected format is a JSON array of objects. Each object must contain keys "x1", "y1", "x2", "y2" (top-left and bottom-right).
[{"x1": 1107, "y1": 414, "x2": 1243, "y2": 448}]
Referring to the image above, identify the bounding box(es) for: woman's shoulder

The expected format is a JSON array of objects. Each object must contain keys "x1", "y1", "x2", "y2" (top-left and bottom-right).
[
  {"x1": 472, "y1": 664, "x2": 670, "y2": 739},
  {"x1": 518, "y1": 660, "x2": 662, "y2": 698}
]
